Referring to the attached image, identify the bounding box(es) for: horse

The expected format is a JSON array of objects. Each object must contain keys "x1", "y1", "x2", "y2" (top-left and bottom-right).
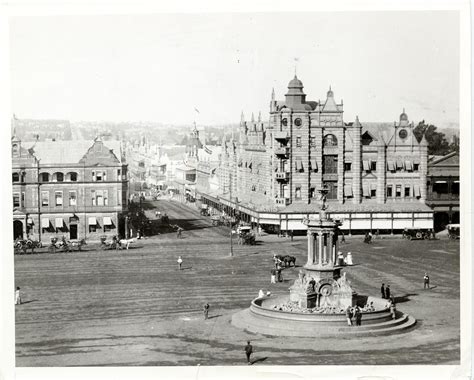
[
  {"x1": 119, "y1": 238, "x2": 135, "y2": 250},
  {"x1": 283, "y1": 255, "x2": 296, "y2": 268}
]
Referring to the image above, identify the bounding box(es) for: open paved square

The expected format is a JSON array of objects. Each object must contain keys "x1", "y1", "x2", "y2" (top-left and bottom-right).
[{"x1": 14, "y1": 200, "x2": 460, "y2": 366}]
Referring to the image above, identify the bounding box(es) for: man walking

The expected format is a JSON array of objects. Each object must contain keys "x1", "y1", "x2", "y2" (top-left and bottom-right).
[
  {"x1": 380, "y1": 283, "x2": 386, "y2": 299},
  {"x1": 15, "y1": 287, "x2": 21, "y2": 305},
  {"x1": 177, "y1": 256, "x2": 183, "y2": 270},
  {"x1": 354, "y1": 306, "x2": 362, "y2": 326},
  {"x1": 244, "y1": 341, "x2": 253, "y2": 365},
  {"x1": 385, "y1": 284, "x2": 391, "y2": 300},
  {"x1": 424, "y1": 273, "x2": 430, "y2": 289},
  {"x1": 203, "y1": 303, "x2": 210, "y2": 320}
]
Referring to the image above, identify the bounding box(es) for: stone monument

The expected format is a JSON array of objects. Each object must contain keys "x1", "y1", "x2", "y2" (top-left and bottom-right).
[{"x1": 289, "y1": 186, "x2": 354, "y2": 310}]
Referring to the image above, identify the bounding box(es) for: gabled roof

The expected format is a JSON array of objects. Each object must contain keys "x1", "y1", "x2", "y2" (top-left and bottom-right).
[
  {"x1": 25, "y1": 140, "x2": 123, "y2": 164},
  {"x1": 428, "y1": 151, "x2": 459, "y2": 166}
]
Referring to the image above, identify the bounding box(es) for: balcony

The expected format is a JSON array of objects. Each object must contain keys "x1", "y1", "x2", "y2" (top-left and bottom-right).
[
  {"x1": 275, "y1": 170, "x2": 290, "y2": 181},
  {"x1": 275, "y1": 197, "x2": 290, "y2": 206},
  {"x1": 274, "y1": 131, "x2": 290, "y2": 141},
  {"x1": 274, "y1": 146, "x2": 290, "y2": 157}
]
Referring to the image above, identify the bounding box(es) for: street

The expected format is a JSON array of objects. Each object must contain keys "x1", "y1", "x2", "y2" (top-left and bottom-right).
[{"x1": 14, "y1": 199, "x2": 460, "y2": 366}]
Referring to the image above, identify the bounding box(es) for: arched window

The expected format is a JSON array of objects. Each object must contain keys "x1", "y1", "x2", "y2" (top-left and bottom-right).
[
  {"x1": 323, "y1": 134, "x2": 338, "y2": 147},
  {"x1": 40, "y1": 172, "x2": 50, "y2": 182},
  {"x1": 67, "y1": 172, "x2": 78, "y2": 182},
  {"x1": 12, "y1": 172, "x2": 20, "y2": 182},
  {"x1": 12, "y1": 144, "x2": 19, "y2": 154},
  {"x1": 53, "y1": 172, "x2": 64, "y2": 182}
]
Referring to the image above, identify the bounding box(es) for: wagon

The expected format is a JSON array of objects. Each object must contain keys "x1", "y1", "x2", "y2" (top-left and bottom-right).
[
  {"x1": 402, "y1": 228, "x2": 433, "y2": 240},
  {"x1": 447, "y1": 224, "x2": 460, "y2": 240},
  {"x1": 237, "y1": 226, "x2": 256, "y2": 245}
]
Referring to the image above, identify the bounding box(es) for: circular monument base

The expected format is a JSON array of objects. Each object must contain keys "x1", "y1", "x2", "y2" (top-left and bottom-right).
[{"x1": 231, "y1": 295, "x2": 416, "y2": 337}]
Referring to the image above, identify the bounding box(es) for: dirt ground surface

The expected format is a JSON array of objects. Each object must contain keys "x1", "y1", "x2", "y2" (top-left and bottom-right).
[{"x1": 14, "y1": 199, "x2": 460, "y2": 366}]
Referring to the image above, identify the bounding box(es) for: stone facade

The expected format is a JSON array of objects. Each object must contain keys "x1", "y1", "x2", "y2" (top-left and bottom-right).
[
  {"x1": 12, "y1": 135, "x2": 128, "y2": 242},
  {"x1": 220, "y1": 76, "x2": 429, "y2": 211}
]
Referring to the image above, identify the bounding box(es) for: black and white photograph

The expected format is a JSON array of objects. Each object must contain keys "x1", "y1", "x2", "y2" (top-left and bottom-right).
[{"x1": 0, "y1": 1, "x2": 471, "y2": 380}]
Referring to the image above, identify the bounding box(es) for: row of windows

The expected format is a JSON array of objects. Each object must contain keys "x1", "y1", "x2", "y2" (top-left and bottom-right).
[
  {"x1": 13, "y1": 169, "x2": 124, "y2": 183},
  {"x1": 293, "y1": 134, "x2": 338, "y2": 148},
  {"x1": 277, "y1": 184, "x2": 422, "y2": 201},
  {"x1": 13, "y1": 190, "x2": 122, "y2": 208}
]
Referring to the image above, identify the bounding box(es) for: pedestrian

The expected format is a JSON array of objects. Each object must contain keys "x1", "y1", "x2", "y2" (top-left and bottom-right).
[
  {"x1": 258, "y1": 226, "x2": 262, "y2": 236},
  {"x1": 390, "y1": 301, "x2": 396, "y2": 320},
  {"x1": 290, "y1": 230, "x2": 294, "y2": 242},
  {"x1": 375, "y1": 229, "x2": 380, "y2": 240},
  {"x1": 177, "y1": 226, "x2": 183, "y2": 238},
  {"x1": 177, "y1": 256, "x2": 183, "y2": 270},
  {"x1": 270, "y1": 268, "x2": 276, "y2": 284},
  {"x1": 244, "y1": 341, "x2": 253, "y2": 364},
  {"x1": 340, "y1": 231, "x2": 345, "y2": 244},
  {"x1": 355, "y1": 306, "x2": 362, "y2": 326},
  {"x1": 423, "y1": 273, "x2": 430, "y2": 289},
  {"x1": 385, "y1": 284, "x2": 391, "y2": 300},
  {"x1": 345, "y1": 305, "x2": 352, "y2": 326},
  {"x1": 203, "y1": 303, "x2": 210, "y2": 320},
  {"x1": 277, "y1": 268, "x2": 283, "y2": 282},
  {"x1": 258, "y1": 289, "x2": 265, "y2": 298},
  {"x1": 380, "y1": 283, "x2": 386, "y2": 299},
  {"x1": 15, "y1": 286, "x2": 21, "y2": 305}
]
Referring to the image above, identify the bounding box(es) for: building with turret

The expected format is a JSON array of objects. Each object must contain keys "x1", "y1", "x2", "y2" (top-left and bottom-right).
[{"x1": 197, "y1": 75, "x2": 434, "y2": 234}]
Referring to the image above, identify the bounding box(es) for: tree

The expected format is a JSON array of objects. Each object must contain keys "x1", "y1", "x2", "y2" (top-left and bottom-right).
[{"x1": 413, "y1": 121, "x2": 451, "y2": 155}]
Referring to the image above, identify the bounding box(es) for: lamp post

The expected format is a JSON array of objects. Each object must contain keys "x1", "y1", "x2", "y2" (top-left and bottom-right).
[
  {"x1": 229, "y1": 171, "x2": 233, "y2": 257},
  {"x1": 36, "y1": 158, "x2": 41, "y2": 243}
]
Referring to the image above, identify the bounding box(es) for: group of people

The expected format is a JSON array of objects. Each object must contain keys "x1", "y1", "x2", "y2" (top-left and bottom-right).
[{"x1": 345, "y1": 305, "x2": 363, "y2": 326}]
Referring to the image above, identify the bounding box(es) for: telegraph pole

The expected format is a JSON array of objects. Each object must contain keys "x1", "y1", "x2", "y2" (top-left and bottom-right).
[{"x1": 229, "y1": 171, "x2": 233, "y2": 257}]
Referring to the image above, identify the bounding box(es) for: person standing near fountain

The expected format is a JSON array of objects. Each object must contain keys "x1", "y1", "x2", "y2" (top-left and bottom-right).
[
  {"x1": 354, "y1": 306, "x2": 362, "y2": 326},
  {"x1": 386, "y1": 285, "x2": 391, "y2": 300},
  {"x1": 203, "y1": 303, "x2": 210, "y2": 320},
  {"x1": 177, "y1": 256, "x2": 183, "y2": 270},
  {"x1": 244, "y1": 341, "x2": 253, "y2": 364},
  {"x1": 345, "y1": 305, "x2": 352, "y2": 326},
  {"x1": 381, "y1": 283, "x2": 386, "y2": 299}
]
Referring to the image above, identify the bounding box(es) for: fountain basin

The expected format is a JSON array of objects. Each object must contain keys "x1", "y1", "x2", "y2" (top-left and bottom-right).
[{"x1": 232, "y1": 294, "x2": 416, "y2": 337}]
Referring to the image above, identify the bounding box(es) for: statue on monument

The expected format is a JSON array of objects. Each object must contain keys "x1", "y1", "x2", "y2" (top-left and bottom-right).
[{"x1": 318, "y1": 186, "x2": 329, "y2": 220}]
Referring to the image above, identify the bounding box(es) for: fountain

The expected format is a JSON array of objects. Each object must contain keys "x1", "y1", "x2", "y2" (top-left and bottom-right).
[{"x1": 232, "y1": 187, "x2": 416, "y2": 337}]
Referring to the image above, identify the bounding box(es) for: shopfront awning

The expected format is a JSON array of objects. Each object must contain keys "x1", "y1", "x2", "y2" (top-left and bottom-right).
[
  {"x1": 414, "y1": 185, "x2": 421, "y2": 196},
  {"x1": 310, "y1": 159, "x2": 317, "y2": 171},
  {"x1": 295, "y1": 159, "x2": 302, "y2": 171},
  {"x1": 396, "y1": 160, "x2": 404, "y2": 169},
  {"x1": 41, "y1": 218, "x2": 50, "y2": 228},
  {"x1": 387, "y1": 161, "x2": 395, "y2": 171},
  {"x1": 363, "y1": 161, "x2": 370, "y2": 171},
  {"x1": 405, "y1": 161, "x2": 413, "y2": 171},
  {"x1": 55, "y1": 218, "x2": 63, "y2": 228},
  {"x1": 27, "y1": 218, "x2": 34, "y2": 225},
  {"x1": 103, "y1": 217, "x2": 112, "y2": 225},
  {"x1": 88, "y1": 216, "x2": 97, "y2": 225},
  {"x1": 363, "y1": 185, "x2": 370, "y2": 197}
]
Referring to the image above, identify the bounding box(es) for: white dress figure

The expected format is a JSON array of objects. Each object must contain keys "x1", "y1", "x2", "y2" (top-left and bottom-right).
[
  {"x1": 346, "y1": 252, "x2": 353, "y2": 266},
  {"x1": 258, "y1": 289, "x2": 265, "y2": 298}
]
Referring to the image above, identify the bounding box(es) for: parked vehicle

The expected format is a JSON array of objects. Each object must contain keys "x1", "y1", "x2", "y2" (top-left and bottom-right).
[
  {"x1": 402, "y1": 228, "x2": 434, "y2": 240},
  {"x1": 237, "y1": 226, "x2": 256, "y2": 245},
  {"x1": 447, "y1": 224, "x2": 460, "y2": 240}
]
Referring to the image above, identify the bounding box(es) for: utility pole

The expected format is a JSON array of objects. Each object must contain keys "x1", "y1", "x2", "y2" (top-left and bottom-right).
[
  {"x1": 37, "y1": 159, "x2": 41, "y2": 242},
  {"x1": 229, "y1": 170, "x2": 233, "y2": 257}
]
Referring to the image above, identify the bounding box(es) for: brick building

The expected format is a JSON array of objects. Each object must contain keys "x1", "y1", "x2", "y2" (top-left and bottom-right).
[
  {"x1": 12, "y1": 135, "x2": 128, "y2": 242},
  {"x1": 199, "y1": 75, "x2": 435, "y2": 233}
]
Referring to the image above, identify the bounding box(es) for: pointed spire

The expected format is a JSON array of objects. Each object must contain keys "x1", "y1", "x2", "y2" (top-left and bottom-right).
[
  {"x1": 251, "y1": 112, "x2": 255, "y2": 123},
  {"x1": 258, "y1": 111, "x2": 262, "y2": 123},
  {"x1": 271, "y1": 87, "x2": 275, "y2": 101},
  {"x1": 420, "y1": 132, "x2": 429, "y2": 146},
  {"x1": 241, "y1": 110, "x2": 245, "y2": 123},
  {"x1": 327, "y1": 85, "x2": 334, "y2": 97}
]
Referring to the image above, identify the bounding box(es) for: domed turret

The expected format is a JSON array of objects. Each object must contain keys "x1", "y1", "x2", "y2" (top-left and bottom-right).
[
  {"x1": 285, "y1": 75, "x2": 306, "y2": 108},
  {"x1": 400, "y1": 108, "x2": 408, "y2": 122}
]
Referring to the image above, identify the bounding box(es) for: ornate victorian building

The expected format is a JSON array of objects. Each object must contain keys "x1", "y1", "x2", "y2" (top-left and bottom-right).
[
  {"x1": 12, "y1": 135, "x2": 128, "y2": 242},
  {"x1": 198, "y1": 75, "x2": 434, "y2": 233}
]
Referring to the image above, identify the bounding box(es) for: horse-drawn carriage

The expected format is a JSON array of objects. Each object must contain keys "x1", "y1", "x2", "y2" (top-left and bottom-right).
[
  {"x1": 447, "y1": 224, "x2": 460, "y2": 240},
  {"x1": 48, "y1": 236, "x2": 86, "y2": 253},
  {"x1": 100, "y1": 235, "x2": 135, "y2": 250},
  {"x1": 402, "y1": 227, "x2": 435, "y2": 240},
  {"x1": 237, "y1": 226, "x2": 256, "y2": 245},
  {"x1": 14, "y1": 238, "x2": 42, "y2": 254}
]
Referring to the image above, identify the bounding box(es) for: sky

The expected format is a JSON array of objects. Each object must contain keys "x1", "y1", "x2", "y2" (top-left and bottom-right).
[{"x1": 9, "y1": 11, "x2": 459, "y2": 127}]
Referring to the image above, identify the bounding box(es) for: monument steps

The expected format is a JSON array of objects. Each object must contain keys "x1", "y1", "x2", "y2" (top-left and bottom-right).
[{"x1": 232, "y1": 309, "x2": 416, "y2": 337}]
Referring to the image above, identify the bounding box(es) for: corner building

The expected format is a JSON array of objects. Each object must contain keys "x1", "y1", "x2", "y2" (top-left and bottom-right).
[
  {"x1": 12, "y1": 135, "x2": 128, "y2": 242},
  {"x1": 203, "y1": 76, "x2": 434, "y2": 233}
]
